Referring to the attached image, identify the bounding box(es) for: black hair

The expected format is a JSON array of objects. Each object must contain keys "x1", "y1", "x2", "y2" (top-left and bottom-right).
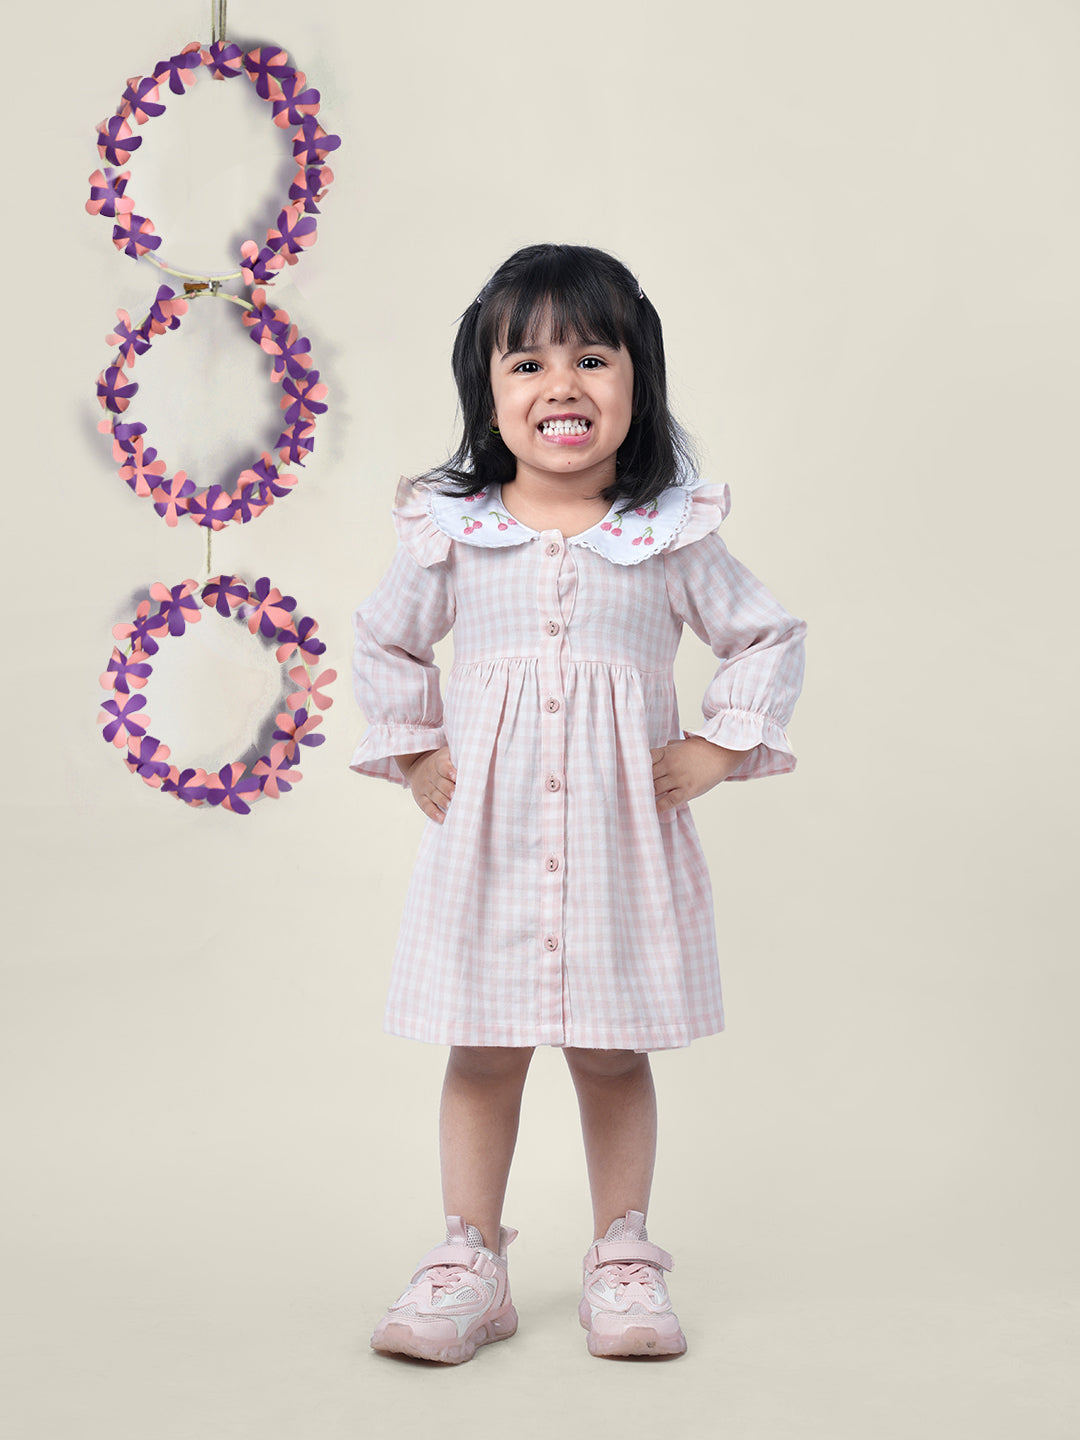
[{"x1": 426, "y1": 243, "x2": 698, "y2": 507}]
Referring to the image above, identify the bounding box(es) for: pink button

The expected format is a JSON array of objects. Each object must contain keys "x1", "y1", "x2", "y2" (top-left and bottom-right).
[
  {"x1": 545, "y1": 698, "x2": 561, "y2": 713},
  {"x1": 546, "y1": 620, "x2": 560, "y2": 636},
  {"x1": 546, "y1": 855, "x2": 560, "y2": 872},
  {"x1": 546, "y1": 775, "x2": 562, "y2": 792},
  {"x1": 546, "y1": 542, "x2": 561, "y2": 557},
  {"x1": 544, "y1": 934, "x2": 560, "y2": 952}
]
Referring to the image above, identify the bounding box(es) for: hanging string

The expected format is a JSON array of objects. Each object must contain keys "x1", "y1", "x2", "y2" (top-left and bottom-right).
[{"x1": 211, "y1": 0, "x2": 228, "y2": 45}]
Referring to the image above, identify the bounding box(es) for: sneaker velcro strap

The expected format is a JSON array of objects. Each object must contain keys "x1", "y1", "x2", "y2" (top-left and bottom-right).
[
  {"x1": 585, "y1": 1239, "x2": 674, "y2": 1272},
  {"x1": 413, "y1": 1244, "x2": 502, "y2": 1279}
]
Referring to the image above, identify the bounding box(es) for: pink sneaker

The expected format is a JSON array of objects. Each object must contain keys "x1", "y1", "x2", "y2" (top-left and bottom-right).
[
  {"x1": 370, "y1": 1217, "x2": 518, "y2": 1364},
  {"x1": 579, "y1": 1210, "x2": 687, "y2": 1357}
]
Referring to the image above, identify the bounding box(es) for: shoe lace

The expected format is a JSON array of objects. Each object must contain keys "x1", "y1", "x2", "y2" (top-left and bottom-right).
[
  {"x1": 599, "y1": 1261, "x2": 658, "y2": 1290},
  {"x1": 421, "y1": 1263, "x2": 471, "y2": 1296}
]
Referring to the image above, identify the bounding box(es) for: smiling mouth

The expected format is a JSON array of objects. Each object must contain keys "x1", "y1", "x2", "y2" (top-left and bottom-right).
[{"x1": 538, "y1": 417, "x2": 591, "y2": 437}]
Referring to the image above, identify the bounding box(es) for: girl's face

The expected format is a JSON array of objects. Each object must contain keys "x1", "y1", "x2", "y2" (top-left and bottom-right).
[{"x1": 489, "y1": 326, "x2": 634, "y2": 493}]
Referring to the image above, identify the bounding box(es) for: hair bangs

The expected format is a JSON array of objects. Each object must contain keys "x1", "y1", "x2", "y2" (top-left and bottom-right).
[{"x1": 482, "y1": 268, "x2": 631, "y2": 361}]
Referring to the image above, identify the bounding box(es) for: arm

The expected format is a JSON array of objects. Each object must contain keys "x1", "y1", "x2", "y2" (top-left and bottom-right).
[
  {"x1": 662, "y1": 531, "x2": 806, "y2": 784},
  {"x1": 350, "y1": 545, "x2": 456, "y2": 786}
]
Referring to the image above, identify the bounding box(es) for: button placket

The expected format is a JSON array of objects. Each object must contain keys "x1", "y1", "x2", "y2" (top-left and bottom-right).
[{"x1": 536, "y1": 531, "x2": 569, "y2": 1039}]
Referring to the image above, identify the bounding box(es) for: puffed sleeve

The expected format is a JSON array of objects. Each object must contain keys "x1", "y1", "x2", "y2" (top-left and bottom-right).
[
  {"x1": 662, "y1": 531, "x2": 806, "y2": 781},
  {"x1": 350, "y1": 544, "x2": 456, "y2": 785}
]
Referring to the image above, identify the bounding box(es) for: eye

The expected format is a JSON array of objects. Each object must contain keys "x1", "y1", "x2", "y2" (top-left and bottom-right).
[
  {"x1": 511, "y1": 360, "x2": 541, "y2": 374},
  {"x1": 578, "y1": 355, "x2": 606, "y2": 369}
]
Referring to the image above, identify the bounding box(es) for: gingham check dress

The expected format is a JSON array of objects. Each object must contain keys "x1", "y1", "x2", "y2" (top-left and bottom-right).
[{"x1": 351, "y1": 477, "x2": 806, "y2": 1051}]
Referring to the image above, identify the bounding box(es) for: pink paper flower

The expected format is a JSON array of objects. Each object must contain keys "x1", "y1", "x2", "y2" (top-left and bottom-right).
[
  {"x1": 151, "y1": 473, "x2": 195, "y2": 527},
  {"x1": 286, "y1": 666, "x2": 336, "y2": 712},
  {"x1": 253, "y1": 743, "x2": 302, "y2": 799},
  {"x1": 119, "y1": 439, "x2": 165, "y2": 496}
]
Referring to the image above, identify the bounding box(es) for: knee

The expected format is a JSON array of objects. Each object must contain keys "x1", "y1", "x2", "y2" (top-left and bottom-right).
[
  {"x1": 563, "y1": 1047, "x2": 650, "y2": 1084},
  {"x1": 448, "y1": 1045, "x2": 534, "y2": 1084}
]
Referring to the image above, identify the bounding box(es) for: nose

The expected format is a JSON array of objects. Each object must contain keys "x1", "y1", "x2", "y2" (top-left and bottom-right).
[{"x1": 545, "y1": 361, "x2": 579, "y2": 403}]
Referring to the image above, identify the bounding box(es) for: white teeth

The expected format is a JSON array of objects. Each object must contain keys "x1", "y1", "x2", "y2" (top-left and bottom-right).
[{"x1": 540, "y1": 419, "x2": 590, "y2": 436}]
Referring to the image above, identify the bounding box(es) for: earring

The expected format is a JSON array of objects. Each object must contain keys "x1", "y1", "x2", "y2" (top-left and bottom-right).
[{"x1": 489, "y1": 418, "x2": 500, "y2": 435}]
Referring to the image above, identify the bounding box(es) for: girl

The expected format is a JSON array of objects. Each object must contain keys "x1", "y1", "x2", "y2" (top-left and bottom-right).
[{"x1": 351, "y1": 244, "x2": 805, "y2": 1363}]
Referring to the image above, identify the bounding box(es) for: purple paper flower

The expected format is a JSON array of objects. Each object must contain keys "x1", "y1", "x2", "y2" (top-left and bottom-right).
[
  {"x1": 187, "y1": 484, "x2": 237, "y2": 530},
  {"x1": 86, "y1": 167, "x2": 133, "y2": 218},
  {"x1": 245, "y1": 576, "x2": 296, "y2": 638},
  {"x1": 109, "y1": 419, "x2": 147, "y2": 459},
  {"x1": 275, "y1": 614, "x2": 326, "y2": 665},
  {"x1": 100, "y1": 646, "x2": 153, "y2": 694},
  {"x1": 112, "y1": 600, "x2": 168, "y2": 656},
  {"x1": 203, "y1": 762, "x2": 262, "y2": 814},
  {"x1": 276, "y1": 422, "x2": 315, "y2": 467},
  {"x1": 203, "y1": 40, "x2": 243, "y2": 80},
  {"x1": 124, "y1": 735, "x2": 172, "y2": 786},
  {"x1": 146, "y1": 285, "x2": 187, "y2": 333},
  {"x1": 229, "y1": 481, "x2": 271, "y2": 523},
  {"x1": 201, "y1": 574, "x2": 249, "y2": 615},
  {"x1": 120, "y1": 75, "x2": 166, "y2": 124},
  {"x1": 163, "y1": 766, "x2": 208, "y2": 804},
  {"x1": 271, "y1": 72, "x2": 320, "y2": 128},
  {"x1": 99, "y1": 692, "x2": 149, "y2": 748},
  {"x1": 111, "y1": 212, "x2": 160, "y2": 258},
  {"x1": 242, "y1": 290, "x2": 290, "y2": 347},
  {"x1": 243, "y1": 46, "x2": 292, "y2": 100},
  {"x1": 97, "y1": 114, "x2": 141, "y2": 166},
  {"x1": 272, "y1": 705, "x2": 324, "y2": 757},
  {"x1": 292, "y1": 114, "x2": 341, "y2": 166},
  {"x1": 288, "y1": 163, "x2": 332, "y2": 214},
  {"x1": 280, "y1": 371, "x2": 328, "y2": 426},
  {"x1": 97, "y1": 365, "x2": 138, "y2": 414},
  {"x1": 238, "y1": 453, "x2": 294, "y2": 504},
  {"x1": 264, "y1": 323, "x2": 312, "y2": 383},
  {"x1": 106, "y1": 310, "x2": 151, "y2": 368},
  {"x1": 150, "y1": 580, "x2": 201, "y2": 636},
  {"x1": 153, "y1": 42, "x2": 202, "y2": 96},
  {"x1": 239, "y1": 240, "x2": 285, "y2": 286},
  {"x1": 266, "y1": 204, "x2": 317, "y2": 264}
]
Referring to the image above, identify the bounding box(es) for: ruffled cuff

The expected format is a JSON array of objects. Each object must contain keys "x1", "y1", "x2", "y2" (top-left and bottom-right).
[
  {"x1": 392, "y1": 476, "x2": 452, "y2": 568},
  {"x1": 686, "y1": 708, "x2": 797, "y2": 781},
  {"x1": 665, "y1": 481, "x2": 731, "y2": 554},
  {"x1": 349, "y1": 722, "x2": 448, "y2": 785}
]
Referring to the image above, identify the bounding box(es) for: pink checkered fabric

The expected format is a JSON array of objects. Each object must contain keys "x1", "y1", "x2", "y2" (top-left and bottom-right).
[{"x1": 350, "y1": 479, "x2": 806, "y2": 1051}]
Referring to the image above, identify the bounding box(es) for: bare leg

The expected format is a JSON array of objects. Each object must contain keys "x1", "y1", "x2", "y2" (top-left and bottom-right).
[
  {"x1": 563, "y1": 1048, "x2": 657, "y2": 1239},
  {"x1": 440, "y1": 1045, "x2": 534, "y2": 1250}
]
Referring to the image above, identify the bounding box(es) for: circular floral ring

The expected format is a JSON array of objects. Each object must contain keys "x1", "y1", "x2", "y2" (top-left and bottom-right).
[
  {"x1": 95, "y1": 285, "x2": 327, "y2": 528},
  {"x1": 99, "y1": 574, "x2": 337, "y2": 812},
  {"x1": 86, "y1": 40, "x2": 340, "y2": 282}
]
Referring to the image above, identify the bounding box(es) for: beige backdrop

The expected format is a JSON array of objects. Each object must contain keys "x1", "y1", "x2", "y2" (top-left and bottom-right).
[{"x1": 5, "y1": 1, "x2": 1077, "y2": 1435}]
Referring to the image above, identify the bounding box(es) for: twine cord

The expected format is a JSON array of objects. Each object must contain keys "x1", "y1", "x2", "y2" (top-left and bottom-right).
[{"x1": 211, "y1": 0, "x2": 228, "y2": 45}]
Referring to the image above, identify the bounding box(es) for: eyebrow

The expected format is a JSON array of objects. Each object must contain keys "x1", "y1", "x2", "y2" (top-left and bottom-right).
[{"x1": 499, "y1": 339, "x2": 615, "y2": 361}]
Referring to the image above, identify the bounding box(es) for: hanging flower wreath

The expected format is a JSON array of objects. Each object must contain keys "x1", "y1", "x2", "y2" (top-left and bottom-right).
[
  {"x1": 87, "y1": 41, "x2": 340, "y2": 282},
  {"x1": 99, "y1": 573, "x2": 337, "y2": 812},
  {"x1": 95, "y1": 284, "x2": 327, "y2": 528}
]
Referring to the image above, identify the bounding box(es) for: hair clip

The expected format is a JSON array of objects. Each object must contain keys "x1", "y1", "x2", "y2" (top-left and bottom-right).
[{"x1": 637, "y1": 285, "x2": 645, "y2": 300}]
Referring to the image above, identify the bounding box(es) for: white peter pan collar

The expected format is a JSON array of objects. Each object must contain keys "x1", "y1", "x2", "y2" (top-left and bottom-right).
[{"x1": 420, "y1": 477, "x2": 730, "y2": 566}]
